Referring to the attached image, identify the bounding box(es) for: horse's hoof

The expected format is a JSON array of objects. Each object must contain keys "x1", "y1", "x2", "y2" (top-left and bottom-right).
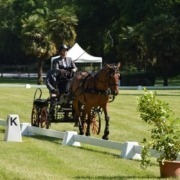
[
  {"x1": 86, "y1": 132, "x2": 90, "y2": 136},
  {"x1": 102, "y1": 136, "x2": 108, "y2": 140},
  {"x1": 79, "y1": 132, "x2": 84, "y2": 135}
]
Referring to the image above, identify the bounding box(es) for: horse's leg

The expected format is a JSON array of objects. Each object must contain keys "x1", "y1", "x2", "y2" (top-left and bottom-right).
[
  {"x1": 102, "y1": 104, "x2": 110, "y2": 140},
  {"x1": 78, "y1": 116, "x2": 84, "y2": 135},
  {"x1": 86, "y1": 113, "x2": 92, "y2": 136},
  {"x1": 84, "y1": 106, "x2": 91, "y2": 136},
  {"x1": 73, "y1": 99, "x2": 84, "y2": 135}
]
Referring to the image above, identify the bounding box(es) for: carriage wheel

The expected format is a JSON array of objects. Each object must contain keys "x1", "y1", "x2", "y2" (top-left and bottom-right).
[
  {"x1": 39, "y1": 107, "x2": 50, "y2": 129},
  {"x1": 81, "y1": 111, "x2": 101, "y2": 135},
  {"x1": 31, "y1": 106, "x2": 39, "y2": 127},
  {"x1": 90, "y1": 112, "x2": 101, "y2": 135}
]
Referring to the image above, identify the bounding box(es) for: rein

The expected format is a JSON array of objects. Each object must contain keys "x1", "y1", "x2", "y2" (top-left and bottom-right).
[{"x1": 83, "y1": 70, "x2": 118, "y2": 96}]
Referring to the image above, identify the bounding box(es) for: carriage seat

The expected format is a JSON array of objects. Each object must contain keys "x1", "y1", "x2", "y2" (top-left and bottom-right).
[{"x1": 33, "y1": 99, "x2": 48, "y2": 108}]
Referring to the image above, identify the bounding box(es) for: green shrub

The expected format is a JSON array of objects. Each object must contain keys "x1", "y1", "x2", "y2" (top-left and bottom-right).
[{"x1": 137, "y1": 89, "x2": 180, "y2": 169}]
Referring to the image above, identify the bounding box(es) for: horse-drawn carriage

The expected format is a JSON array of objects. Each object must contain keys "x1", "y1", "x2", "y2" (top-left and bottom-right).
[
  {"x1": 31, "y1": 88, "x2": 102, "y2": 135},
  {"x1": 31, "y1": 63, "x2": 121, "y2": 139}
]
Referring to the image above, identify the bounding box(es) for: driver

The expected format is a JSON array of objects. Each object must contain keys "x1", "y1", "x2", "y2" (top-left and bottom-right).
[{"x1": 52, "y1": 44, "x2": 77, "y2": 98}]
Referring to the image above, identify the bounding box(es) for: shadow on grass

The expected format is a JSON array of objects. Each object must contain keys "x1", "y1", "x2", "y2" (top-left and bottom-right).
[
  {"x1": 121, "y1": 93, "x2": 180, "y2": 96},
  {"x1": 26, "y1": 134, "x2": 119, "y2": 157},
  {"x1": 25, "y1": 134, "x2": 60, "y2": 144},
  {"x1": 74, "y1": 175, "x2": 159, "y2": 179},
  {"x1": 0, "y1": 128, "x2": 5, "y2": 133},
  {"x1": 25, "y1": 134, "x2": 160, "y2": 179},
  {"x1": 0, "y1": 126, "x2": 4, "y2": 137},
  {"x1": 78, "y1": 145, "x2": 118, "y2": 157}
]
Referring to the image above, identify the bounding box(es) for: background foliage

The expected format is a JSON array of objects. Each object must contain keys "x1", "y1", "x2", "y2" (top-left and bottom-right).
[{"x1": 0, "y1": 0, "x2": 179, "y2": 85}]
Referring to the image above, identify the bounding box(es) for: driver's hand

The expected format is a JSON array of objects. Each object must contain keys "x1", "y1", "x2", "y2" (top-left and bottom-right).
[{"x1": 51, "y1": 89, "x2": 59, "y2": 94}]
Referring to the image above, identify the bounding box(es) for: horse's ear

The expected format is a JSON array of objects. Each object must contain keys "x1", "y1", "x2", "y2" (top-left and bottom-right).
[
  {"x1": 116, "y1": 62, "x2": 121, "y2": 69},
  {"x1": 105, "y1": 64, "x2": 111, "y2": 68}
]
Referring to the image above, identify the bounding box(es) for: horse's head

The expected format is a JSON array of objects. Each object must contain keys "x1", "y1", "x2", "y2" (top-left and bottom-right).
[{"x1": 105, "y1": 63, "x2": 121, "y2": 96}]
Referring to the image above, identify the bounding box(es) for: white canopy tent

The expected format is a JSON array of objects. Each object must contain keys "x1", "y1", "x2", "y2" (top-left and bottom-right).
[{"x1": 51, "y1": 43, "x2": 102, "y2": 70}]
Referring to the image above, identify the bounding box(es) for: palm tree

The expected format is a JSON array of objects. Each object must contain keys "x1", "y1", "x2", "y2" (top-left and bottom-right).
[
  {"x1": 48, "y1": 7, "x2": 78, "y2": 47},
  {"x1": 21, "y1": 7, "x2": 78, "y2": 84},
  {"x1": 21, "y1": 10, "x2": 56, "y2": 84}
]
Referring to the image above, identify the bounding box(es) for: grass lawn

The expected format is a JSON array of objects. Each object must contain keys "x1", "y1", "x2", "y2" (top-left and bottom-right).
[{"x1": 0, "y1": 87, "x2": 180, "y2": 179}]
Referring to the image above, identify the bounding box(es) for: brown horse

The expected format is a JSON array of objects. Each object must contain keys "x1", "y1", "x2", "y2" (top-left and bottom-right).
[{"x1": 70, "y1": 63, "x2": 121, "y2": 140}]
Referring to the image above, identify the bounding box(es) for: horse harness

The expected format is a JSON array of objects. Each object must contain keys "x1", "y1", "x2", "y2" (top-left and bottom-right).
[
  {"x1": 71, "y1": 67, "x2": 119, "y2": 103},
  {"x1": 84, "y1": 68, "x2": 118, "y2": 95}
]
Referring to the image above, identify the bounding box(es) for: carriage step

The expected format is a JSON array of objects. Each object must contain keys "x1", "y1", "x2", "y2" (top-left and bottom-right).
[{"x1": 61, "y1": 108, "x2": 72, "y2": 111}]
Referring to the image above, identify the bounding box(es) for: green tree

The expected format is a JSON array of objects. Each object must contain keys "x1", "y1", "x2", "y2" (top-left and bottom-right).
[
  {"x1": 0, "y1": 0, "x2": 25, "y2": 64},
  {"x1": 74, "y1": 0, "x2": 121, "y2": 60},
  {"x1": 138, "y1": 14, "x2": 179, "y2": 86},
  {"x1": 113, "y1": 0, "x2": 179, "y2": 85},
  {"x1": 48, "y1": 7, "x2": 78, "y2": 47},
  {"x1": 116, "y1": 26, "x2": 145, "y2": 71}
]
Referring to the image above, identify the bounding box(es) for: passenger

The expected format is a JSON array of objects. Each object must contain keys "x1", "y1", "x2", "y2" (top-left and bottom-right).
[{"x1": 46, "y1": 69, "x2": 59, "y2": 97}]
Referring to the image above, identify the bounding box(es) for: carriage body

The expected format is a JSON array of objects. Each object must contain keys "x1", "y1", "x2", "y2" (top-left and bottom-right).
[
  {"x1": 31, "y1": 88, "x2": 101, "y2": 134},
  {"x1": 47, "y1": 97, "x2": 74, "y2": 123}
]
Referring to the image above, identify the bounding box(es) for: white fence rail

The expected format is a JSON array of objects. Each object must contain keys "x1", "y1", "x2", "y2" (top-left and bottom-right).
[
  {"x1": 0, "y1": 117, "x2": 179, "y2": 161},
  {"x1": 0, "y1": 73, "x2": 46, "y2": 78}
]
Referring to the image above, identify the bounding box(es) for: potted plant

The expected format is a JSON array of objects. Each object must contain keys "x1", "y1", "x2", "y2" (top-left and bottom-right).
[{"x1": 137, "y1": 89, "x2": 180, "y2": 178}]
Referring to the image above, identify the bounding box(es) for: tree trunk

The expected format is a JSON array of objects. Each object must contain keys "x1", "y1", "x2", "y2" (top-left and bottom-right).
[
  {"x1": 162, "y1": 56, "x2": 171, "y2": 86},
  {"x1": 37, "y1": 58, "x2": 43, "y2": 85},
  {"x1": 163, "y1": 76, "x2": 168, "y2": 86},
  {"x1": 163, "y1": 68, "x2": 168, "y2": 86}
]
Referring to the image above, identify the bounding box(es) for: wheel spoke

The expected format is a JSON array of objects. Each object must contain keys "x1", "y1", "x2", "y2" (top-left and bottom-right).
[
  {"x1": 31, "y1": 106, "x2": 39, "y2": 127},
  {"x1": 40, "y1": 107, "x2": 49, "y2": 129}
]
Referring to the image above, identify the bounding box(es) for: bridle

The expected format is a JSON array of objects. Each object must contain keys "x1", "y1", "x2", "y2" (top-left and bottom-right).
[{"x1": 93, "y1": 67, "x2": 119, "y2": 95}]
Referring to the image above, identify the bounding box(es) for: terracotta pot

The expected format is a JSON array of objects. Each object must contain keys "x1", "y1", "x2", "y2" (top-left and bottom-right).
[{"x1": 159, "y1": 160, "x2": 180, "y2": 178}]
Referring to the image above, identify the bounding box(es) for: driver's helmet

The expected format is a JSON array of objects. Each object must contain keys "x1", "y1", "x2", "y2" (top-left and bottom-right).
[{"x1": 59, "y1": 44, "x2": 69, "y2": 52}]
